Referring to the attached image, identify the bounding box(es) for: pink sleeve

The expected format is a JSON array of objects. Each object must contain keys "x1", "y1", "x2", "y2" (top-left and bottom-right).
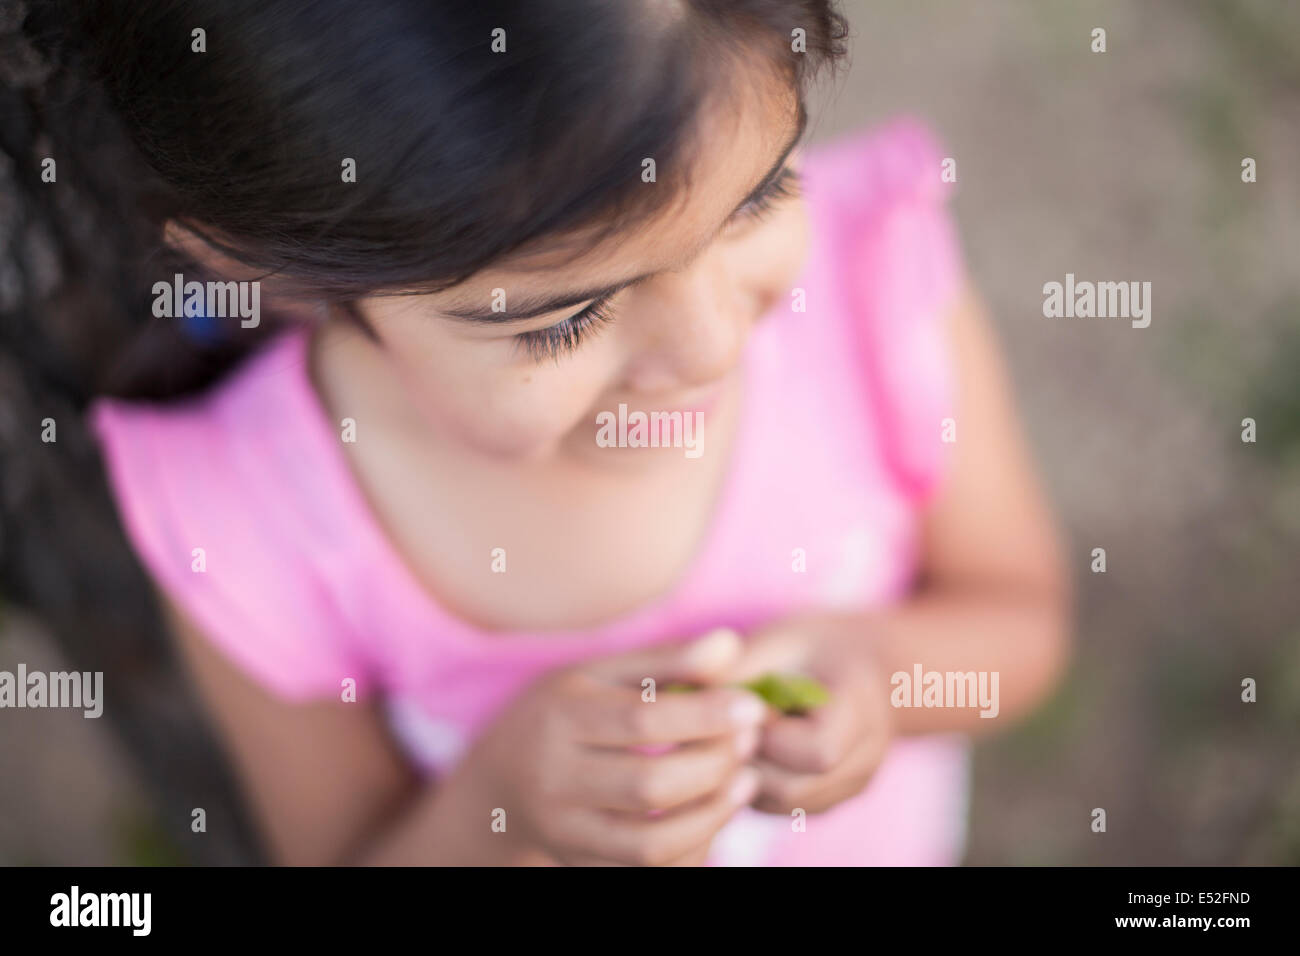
[
  {"x1": 833, "y1": 119, "x2": 965, "y2": 501},
  {"x1": 89, "y1": 397, "x2": 375, "y2": 703}
]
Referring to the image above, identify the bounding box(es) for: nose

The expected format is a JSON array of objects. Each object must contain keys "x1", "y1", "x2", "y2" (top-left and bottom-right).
[{"x1": 621, "y1": 251, "x2": 750, "y2": 393}]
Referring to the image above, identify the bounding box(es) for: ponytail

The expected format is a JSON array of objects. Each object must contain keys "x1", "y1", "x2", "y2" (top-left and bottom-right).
[{"x1": 0, "y1": 0, "x2": 261, "y2": 863}]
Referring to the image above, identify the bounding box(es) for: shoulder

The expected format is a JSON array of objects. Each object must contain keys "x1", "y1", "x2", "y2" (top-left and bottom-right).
[
  {"x1": 799, "y1": 116, "x2": 965, "y2": 331},
  {"x1": 90, "y1": 329, "x2": 326, "y2": 553},
  {"x1": 89, "y1": 328, "x2": 372, "y2": 701},
  {"x1": 800, "y1": 116, "x2": 955, "y2": 223},
  {"x1": 801, "y1": 118, "x2": 968, "y2": 501}
]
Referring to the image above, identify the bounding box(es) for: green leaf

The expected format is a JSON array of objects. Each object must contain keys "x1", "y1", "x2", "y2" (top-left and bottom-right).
[
  {"x1": 741, "y1": 673, "x2": 830, "y2": 714},
  {"x1": 662, "y1": 682, "x2": 697, "y2": 694},
  {"x1": 660, "y1": 673, "x2": 830, "y2": 714}
]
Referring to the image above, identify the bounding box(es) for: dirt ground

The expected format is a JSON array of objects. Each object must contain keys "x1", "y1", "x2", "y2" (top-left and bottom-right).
[
  {"x1": 2, "y1": 0, "x2": 1297, "y2": 865},
  {"x1": 819, "y1": 0, "x2": 1300, "y2": 865}
]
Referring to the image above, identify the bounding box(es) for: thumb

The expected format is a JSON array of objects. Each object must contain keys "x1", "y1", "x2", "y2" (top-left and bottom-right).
[
  {"x1": 721, "y1": 624, "x2": 809, "y2": 684},
  {"x1": 586, "y1": 627, "x2": 745, "y2": 687}
]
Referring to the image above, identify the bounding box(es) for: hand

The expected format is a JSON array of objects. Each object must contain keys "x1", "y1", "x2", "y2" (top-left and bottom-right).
[
  {"x1": 461, "y1": 628, "x2": 767, "y2": 866},
  {"x1": 726, "y1": 615, "x2": 895, "y2": 815}
]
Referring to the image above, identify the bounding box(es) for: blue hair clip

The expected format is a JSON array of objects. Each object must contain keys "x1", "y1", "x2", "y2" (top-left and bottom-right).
[{"x1": 179, "y1": 304, "x2": 226, "y2": 345}]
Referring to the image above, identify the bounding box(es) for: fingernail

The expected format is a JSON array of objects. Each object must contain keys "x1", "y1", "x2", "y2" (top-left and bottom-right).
[
  {"x1": 734, "y1": 727, "x2": 760, "y2": 758},
  {"x1": 728, "y1": 767, "x2": 761, "y2": 805},
  {"x1": 729, "y1": 693, "x2": 767, "y2": 728},
  {"x1": 682, "y1": 628, "x2": 741, "y2": 670}
]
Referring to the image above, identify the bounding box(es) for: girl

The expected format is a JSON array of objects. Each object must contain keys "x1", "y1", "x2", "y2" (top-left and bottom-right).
[{"x1": 5, "y1": 0, "x2": 1069, "y2": 866}]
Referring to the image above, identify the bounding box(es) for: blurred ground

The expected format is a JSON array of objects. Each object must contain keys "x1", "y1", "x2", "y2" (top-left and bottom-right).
[
  {"x1": 811, "y1": 0, "x2": 1300, "y2": 864},
  {"x1": 2, "y1": 0, "x2": 1297, "y2": 864}
]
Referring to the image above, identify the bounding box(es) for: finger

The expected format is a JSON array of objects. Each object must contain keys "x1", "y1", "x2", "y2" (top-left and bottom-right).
[
  {"x1": 569, "y1": 679, "x2": 769, "y2": 747},
  {"x1": 721, "y1": 629, "x2": 808, "y2": 683},
  {"x1": 759, "y1": 694, "x2": 858, "y2": 773},
  {"x1": 584, "y1": 627, "x2": 745, "y2": 686},
  {"x1": 569, "y1": 727, "x2": 762, "y2": 813},
  {"x1": 559, "y1": 767, "x2": 760, "y2": 866},
  {"x1": 750, "y1": 732, "x2": 883, "y2": 815}
]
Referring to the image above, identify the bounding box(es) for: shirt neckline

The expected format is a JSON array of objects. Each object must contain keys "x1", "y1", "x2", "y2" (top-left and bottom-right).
[{"x1": 280, "y1": 323, "x2": 762, "y2": 648}]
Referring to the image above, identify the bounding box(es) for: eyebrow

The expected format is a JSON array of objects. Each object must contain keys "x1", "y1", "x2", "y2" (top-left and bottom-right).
[{"x1": 442, "y1": 103, "x2": 808, "y2": 325}]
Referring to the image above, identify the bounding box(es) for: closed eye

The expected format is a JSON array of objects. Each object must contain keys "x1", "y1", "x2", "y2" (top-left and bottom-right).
[
  {"x1": 731, "y1": 166, "x2": 802, "y2": 224},
  {"x1": 514, "y1": 293, "x2": 619, "y2": 363},
  {"x1": 514, "y1": 167, "x2": 802, "y2": 363}
]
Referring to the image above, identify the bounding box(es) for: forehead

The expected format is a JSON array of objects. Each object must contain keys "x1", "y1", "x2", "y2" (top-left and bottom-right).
[{"x1": 432, "y1": 66, "x2": 803, "y2": 313}]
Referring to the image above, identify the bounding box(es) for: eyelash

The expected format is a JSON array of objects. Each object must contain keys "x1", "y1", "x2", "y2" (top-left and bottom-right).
[
  {"x1": 515, "y1": 296, "x2": 618, "y2": 363},
  {"x1": 515, "y1": 167, "x2": 803, "y2": 362},
  {"x1": 735, "y1": 167, "x2": 803, "y2": 224}
]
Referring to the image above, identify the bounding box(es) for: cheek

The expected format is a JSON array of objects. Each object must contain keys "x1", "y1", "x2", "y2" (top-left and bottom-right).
[
  {"x1": 388, "y1": 333, "x2": 616, "y2": 459},
  {"x1": 732, "y1": 201, "x2": 811, "y2": 316},
  {"x1": 766, "y1": 202, "x2": 812, "y2": 291}
]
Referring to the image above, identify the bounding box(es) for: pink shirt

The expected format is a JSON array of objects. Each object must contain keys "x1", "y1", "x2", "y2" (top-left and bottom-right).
[{"x1": 92, "y1": 117, "x2": 970, "y2": 866}]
